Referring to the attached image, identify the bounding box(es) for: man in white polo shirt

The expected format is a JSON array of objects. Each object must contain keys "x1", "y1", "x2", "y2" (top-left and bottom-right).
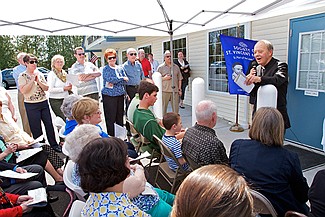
[{"x1": 69, "y1": 47, "x2": 101, "y2": 100}]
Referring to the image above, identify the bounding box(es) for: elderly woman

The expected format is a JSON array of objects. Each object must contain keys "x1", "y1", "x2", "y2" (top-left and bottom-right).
[
  {"x1": 77, "y1": 137, "x2": 150, "y2": 217},
  {"x1": 71, "y1": 97, "x2": 108, "y2": 137},
  {"x1": 60, "y1": 94, "x2": 82, "y2": 136},
  {"x1": 47, "y1": 54, "x2": 72, "y2": 120},
  {"x1": 171, "y1": 165, "x2": 253, "y2": 217},
  {"x1": 71, "y1": 97, "x2": 138, "y2": 158},
  {"x1": 230, "y1": 107, "x2": 309, "y2": 217},
  {"x1": 0, "y1": 100, "x2": 64, "y2": 184},
  {"x1": 102, "y1": 48, "x2": 128, "y2": 136},
  {"x1": 18, "y1": 54, "x2": 61, "y2": 153},
  {"x1": 65, "y1": 124, "x2": 175, "y2": 217}
]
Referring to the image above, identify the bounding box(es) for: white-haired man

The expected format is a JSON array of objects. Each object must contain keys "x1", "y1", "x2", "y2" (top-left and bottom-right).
[
  {"x1": 157, "y1": 50, "x2": 182, "y2": 115},
  {"x1": 182, "y1": 100, "x2": 228, "y2": 166},
  {"x1": 123, "y1": 48, "x2": 144, "y2": 108}
]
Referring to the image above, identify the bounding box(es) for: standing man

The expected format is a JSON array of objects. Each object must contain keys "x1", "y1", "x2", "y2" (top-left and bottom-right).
[
  {"x1": 138, "y1": 49, "x2": 152, "y2": 78},
  {"x1": 12, "y1": 52, "x2": 32, "y2": 136},
  {"x1": 246, "y1": 40, "x2": 290, "y2": 129},
  {"x1": 174, "y1": 51, "x2": 190, "y2": 109},
  {"x1": 69, "y1": 47, "x2": 101, "y2": 100},
  {"x1": 157, "y1": 50, "x2": 183, "y2": 115},
  {"x1": 182, "y1": 100, "x2": 228, "y2": 166},
  {"x1": 148, "y1": 53, "x2": 159, "y2": 74},
  {"x1": 123, "y1": 48, "x2": 144, "y2": 108}
]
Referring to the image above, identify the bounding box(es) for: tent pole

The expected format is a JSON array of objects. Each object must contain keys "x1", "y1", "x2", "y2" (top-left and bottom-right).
[{"x1": 169, "y1": 20, "x2": 176, "y2": 114}]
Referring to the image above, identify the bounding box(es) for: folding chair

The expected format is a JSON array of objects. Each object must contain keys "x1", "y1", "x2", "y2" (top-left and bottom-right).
[
  {"x1": 250, "y1": 189, "x2": 277, "y2": 217},
  {"x1": 183, "y1": 154, "x2": 200, "y2": 170},
  {"x1": 68, "y1": 200, "x2": 86, "y2": 217},
  {"x1": 153, "y1": 135, "x2": 190, "y2": 194},
  {"x1": 63, "y1": 160, "x2": 87, "y2": 201}
]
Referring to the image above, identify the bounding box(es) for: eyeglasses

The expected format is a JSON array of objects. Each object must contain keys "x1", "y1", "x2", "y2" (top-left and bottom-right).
[
  {"x1": 108, "y1": 56, "x2": 116, "y2": 60},
  {"x1": 28, "y1": 60, "x2": 38, "y2": 64},
  {"x1": 129, "y1": 53, "x2": 137, "y2": 56},
  {"x1": 165, "y1": 56, "x2": 171, "y2": 58},
  {"x1": 77, "y1": 53, "x2": 85, "y2": 56}
]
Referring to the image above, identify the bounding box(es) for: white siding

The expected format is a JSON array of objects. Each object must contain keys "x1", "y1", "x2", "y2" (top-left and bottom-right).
[{"x1": 91, "y1": 6, "x2": 325, "y2": 128}]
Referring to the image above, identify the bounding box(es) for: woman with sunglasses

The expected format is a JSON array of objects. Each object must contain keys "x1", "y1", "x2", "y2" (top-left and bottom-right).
[
  {"x1": 18, "y1": 54, "x2": 62, "y2": 153},
  {"x1": 101, "y1": 48, "x2": 129, "y2": 136}
]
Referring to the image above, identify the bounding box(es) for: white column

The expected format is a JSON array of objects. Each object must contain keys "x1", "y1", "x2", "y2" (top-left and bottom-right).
[
  {"x1": 256, "y1": 84, "x2": 278, "y2": 110},
  {"x1": 152, "y1": 72, "x2": 163, "y2": 120},
  {"x1": 192, "y1": 77, "x2": 205, "y2": 125}
]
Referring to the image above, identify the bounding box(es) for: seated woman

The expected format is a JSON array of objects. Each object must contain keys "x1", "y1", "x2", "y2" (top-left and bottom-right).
[
  {"x1": 0, "y1": 100, "x2": 63, "y2": 184},
  {"x1": 77, "y1": 137, "x2": 150, "y2": 217},
  {"x1": 65, "y1": 124, "x2": 175, "y2": 217},
  {"x1": 60, "y1": 94, "x2": 82, "y2": 136},
  {"x1": 171, "y1": 164, "x2": 253, "y2": 217},
  {"x1": 230, "y1": 107, "x2": 309, "y2": 217},
  {"x1": 0, "y1": 160, "x2": 46, "y2": 195},
  {"x1": 71, "y1": 97, "x2": 137, "y2": 158},
  {"x1": 0, "y1": 185, "x2": 55, "y2": 217}
]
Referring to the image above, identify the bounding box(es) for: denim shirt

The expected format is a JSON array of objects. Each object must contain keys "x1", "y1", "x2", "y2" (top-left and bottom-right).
[
  {"x1": 101, "y1": 65, "x2": 126, "y2": 96},
  {"x1": 123, "y1": 60, "x2": 144, "y2": 86}
]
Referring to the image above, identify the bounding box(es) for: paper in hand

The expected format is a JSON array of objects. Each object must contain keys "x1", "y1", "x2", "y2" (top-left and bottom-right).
[{"x1": 234, "y1": 73, "x2": 255, "y2": 93}]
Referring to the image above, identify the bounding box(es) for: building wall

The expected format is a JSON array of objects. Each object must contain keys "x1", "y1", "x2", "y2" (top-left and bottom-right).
[{"x1": 89, "y1": 6, "x2": 325, "y2": 127}]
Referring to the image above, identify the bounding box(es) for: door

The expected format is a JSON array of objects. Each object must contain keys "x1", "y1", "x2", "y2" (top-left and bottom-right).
[{"x1": 286, "y1": 13, "x2": 325, "y2": 150}]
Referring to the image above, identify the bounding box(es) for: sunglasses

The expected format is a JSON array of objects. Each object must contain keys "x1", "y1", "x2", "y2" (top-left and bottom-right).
[
  {"x1": 129, "y1": 53, "x2": 137, "y2": 56},
  {"x1": 165, "y1": 56, "x2": 171, "y2": 58},
  {"x1": 29, "y1": 60, "x2": 38, "y2": 64},
  {"x1": 108, "y1": 56, "x2": 116, "y2": 60},
  {"x1": 77, "y1": 53, "x2": 85, "y2": 56}
]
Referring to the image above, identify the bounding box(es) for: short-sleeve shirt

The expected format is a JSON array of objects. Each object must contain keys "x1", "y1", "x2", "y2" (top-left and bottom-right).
[
  {"x1": 18, "y1": 72, "x2": 47, "y2": 103},
  {"x1": 139, "y1": 58, "x2": 152, "y2": 77},
  {"x1": 157, "y1": 62, "x2": 182, "y2": 92},
  {"x1": 69, "y1": 61, "x2": 99, "y2": 96},
  {"x1": 123, "y1": 60, "x2": 144, "y2": 86},
  {"x1": 81, "y1": 192, "x2": 150, "y2": 217},
  {"x1": 162, "y1": 135, "x2": 189, "y2": 172}
]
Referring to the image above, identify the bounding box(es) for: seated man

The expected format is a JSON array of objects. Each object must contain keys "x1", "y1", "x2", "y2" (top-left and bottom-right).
[
  {"x1": 133, "y1": 80, "x2": 165, "y2": 152},
  {"x1": 182, "y1": 100, "x2": 228, "y2": 166}
]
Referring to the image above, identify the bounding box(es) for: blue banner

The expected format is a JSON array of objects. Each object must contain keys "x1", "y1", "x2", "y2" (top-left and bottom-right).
[{"x1": 220, "y1": 34, "x2": 257, "y2": 95}]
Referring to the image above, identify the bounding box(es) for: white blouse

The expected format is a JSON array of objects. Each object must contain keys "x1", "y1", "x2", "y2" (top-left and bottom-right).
[{"x1": 47, "y1": 70, "x2": 70, "y2": 99}]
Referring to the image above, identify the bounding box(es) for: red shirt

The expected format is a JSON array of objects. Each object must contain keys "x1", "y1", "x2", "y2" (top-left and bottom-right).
[
  {"x1": 139, "y1": 58, "x2": 152, "y2": 77},
  {"x1": 0, "y1": 193, "x2": 23, "y2": 217}
]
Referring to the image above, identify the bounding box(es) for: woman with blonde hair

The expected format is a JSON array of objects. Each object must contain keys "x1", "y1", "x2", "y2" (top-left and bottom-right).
[
  {"x1": 171, "y1": 164, "x2": 253, "y2": 217},
  {"x1": 47, "y1": 54, "x2": 72, "y2": 120},
  {"x1": 230, "y1": 107, "x2": 309, "y2": 217}
]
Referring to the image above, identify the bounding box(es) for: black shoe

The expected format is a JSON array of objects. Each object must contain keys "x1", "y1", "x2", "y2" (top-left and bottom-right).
[
  {"x1": 47, "y1": 194, "x2": 59, "y2": 203},
  {"x1": 179, "y1": 105, "x2": 185, "y2": 109},
  {"x1": 52, "y1": 145, "x2": 62, "y2": 153}
]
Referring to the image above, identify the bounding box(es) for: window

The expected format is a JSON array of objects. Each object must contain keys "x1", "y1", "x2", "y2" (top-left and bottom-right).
[
  {"x1": 208, "y1": 26, "x2": 244, "y2": 92},
  {"x1": 297, "y1": 31, "x2": 325, "y2": 92},
  {"x1": 138, "y1": 45, "x2": 152, "y2": 57},
  {"x1": 163, "y1": 38, "x2": 187, "y2": 61},
  {"x1": 121, "y1": 50, "x2": 127, "y2": 64}
]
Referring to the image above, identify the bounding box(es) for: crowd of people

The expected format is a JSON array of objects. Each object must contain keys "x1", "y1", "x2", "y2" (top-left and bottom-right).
[{"x1": 0, "y1": 41, "x2": 323, "y2": 217}]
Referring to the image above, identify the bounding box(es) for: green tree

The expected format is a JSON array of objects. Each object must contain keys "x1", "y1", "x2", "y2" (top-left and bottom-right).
[
  {"x1": 46, "y1": 36, "x2": 84, "y2": 70},
  {"x1": 0, "y1": 35, "x2": 16, "y2": 70}
]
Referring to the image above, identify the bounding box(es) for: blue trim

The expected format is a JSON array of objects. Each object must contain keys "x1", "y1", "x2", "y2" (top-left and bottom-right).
[
  {"x1": 105, "y1": 36, "x2": 136, "y2": 42},
  {"x1": 84, "y1": 49, "x2": 102, "y2": 52}
]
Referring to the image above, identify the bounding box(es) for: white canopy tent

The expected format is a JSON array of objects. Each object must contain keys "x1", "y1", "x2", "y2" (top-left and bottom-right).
[{"x1": 1, "y1": 0, "x2": 325, "y2": 36}]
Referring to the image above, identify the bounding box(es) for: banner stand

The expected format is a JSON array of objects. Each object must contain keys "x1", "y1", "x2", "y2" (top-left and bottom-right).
[{"x1": 230, "y1": 94, "x2": 244, "y2": 132}]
